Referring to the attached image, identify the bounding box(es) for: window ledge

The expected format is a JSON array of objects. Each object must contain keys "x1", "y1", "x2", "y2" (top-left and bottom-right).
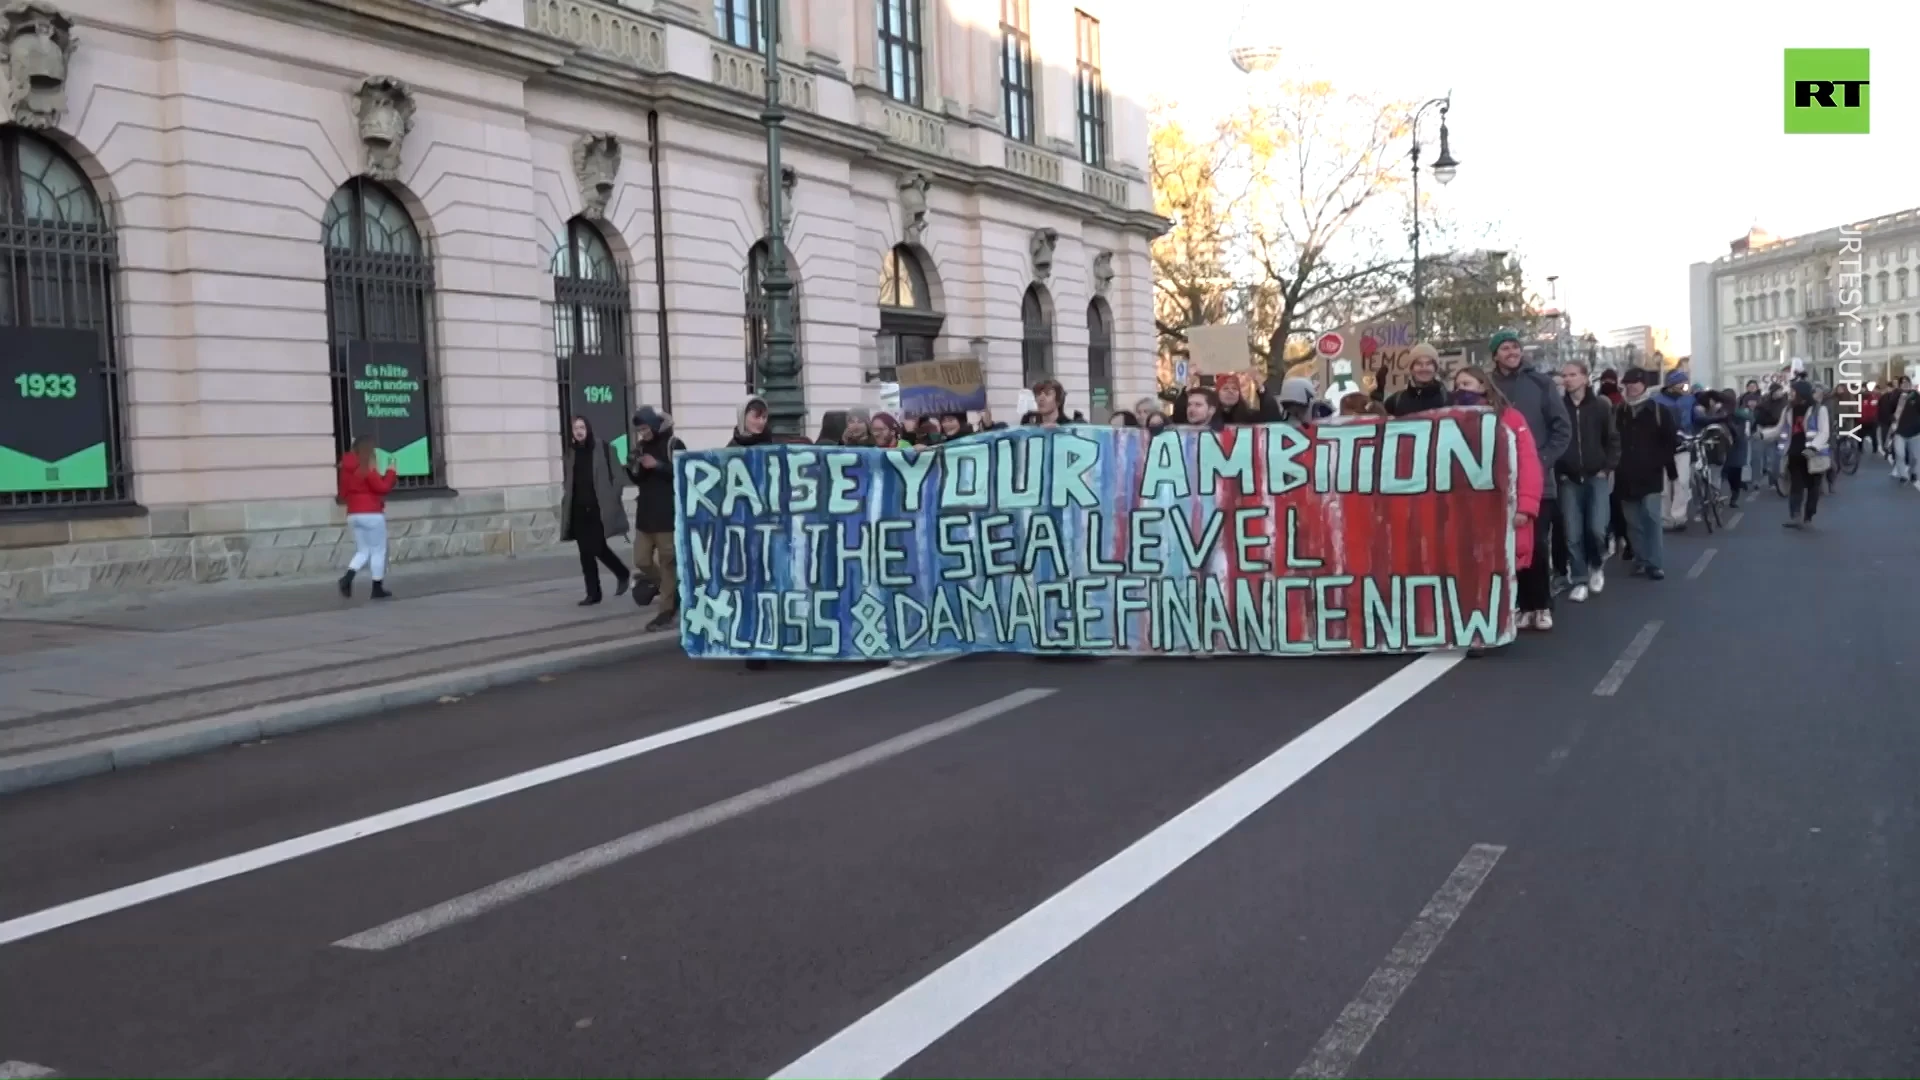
[{"x1": 0, "y1": 501, "x2": 148, "y2": 527}]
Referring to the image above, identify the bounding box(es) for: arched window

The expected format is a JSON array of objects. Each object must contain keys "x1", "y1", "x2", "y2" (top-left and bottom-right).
[
  {"x1": 1785, "y1": 289, "x2": 1796, "y2": 317},
  {"x1": 1900, "y1": 313, "x2": 1911, "y2": 346},
  {"x1": 1086, "y1": 298, "x2": 1113, "y2": 416},
  {"x1": 1769, "y1": 291, "x2": 1780, "y2": 319},
  {"x1": 553, "y1": 217, "x2": 631, "y2": 465},
  {"x1": 876, "y1": 244, "x2": 942, "y2": 381},
  {"x1": 745, "y1": 239, "x2": 804, "y2": 394},
  {"x1": 1021, "y1": 285, "x2": 1052, "y2": 385},
  {"x1": 0, "y1": 128, "x2": 127, "y2": 509},
  {"x1": 1876, "y1": 271, "x2": 1890, "y2": 304},
  {"x1": 323, "y1": 178, "x2": 438, "y2": 488},
  {"x1": 1900, "y1": 268, "x2": 1911, "y2": 299},
  {"x1": 1734, "y1": 298, "x2": 1744, "y2": 323}
]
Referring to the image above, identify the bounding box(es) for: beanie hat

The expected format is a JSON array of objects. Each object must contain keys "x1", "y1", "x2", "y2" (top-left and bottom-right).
[
  {"x1": 1488, "y1": 329, "x2": 1521, "y2": 354},
  {"x1": 1622, "y1": 368, "x2": 1652, "y2": 386},
  {"x1": 1664, "y1": 369, "x2": 1689, "y2": 387},
  {"x1": 1407, "y1": 342, "x2": 1440, "y2": 364},
  {"x1": 632, "y1": 406, "x2": 669, "y2": 431}
]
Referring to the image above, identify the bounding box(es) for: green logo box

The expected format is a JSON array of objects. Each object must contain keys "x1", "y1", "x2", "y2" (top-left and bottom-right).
[{"x1": 1785, "y1": 48, "x2": 1870, "y2": 134}]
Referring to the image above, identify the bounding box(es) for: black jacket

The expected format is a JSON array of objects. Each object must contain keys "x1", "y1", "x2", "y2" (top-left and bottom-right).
[
  {"x1": 626, "y1": 428, "x2": 684, "y2": 534},
  {"x1": 1894, "y1": 390, "x2": 1920, "y2": 439},
  {"x1": 1385, "y1": 380, "x2": 1449, "y2": 417},
  {"x1": 1557, "y1": 390, "x2": 1619, "y2": 479},
  {"x1": 1613, "y1": 398, "x2": 1679, "y2": 500}
]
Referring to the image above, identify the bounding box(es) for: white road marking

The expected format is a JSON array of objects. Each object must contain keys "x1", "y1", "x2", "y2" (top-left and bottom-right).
[
  {"x1": 1726, "y1": 511, "x2": 1744, "y2": 531},
  {"x1": 768, "y1": 651, "x2": 1463, "y2": 1080},
  {"x1": 0, "y1": 1063, "x2": 57, "y2": 1079},
  {"x1": 335, "y1": 688, "x2": 1055, "y2": 951},
  {"x1": 1292, "y1": 844, "x2": 1507, "y2": 1079},
  {"x1": 1592, "y1": 621, "x2": 1662, "y2": 697},
  {"x1": 1685, "y1": 547, "x2": 1718, "y2": 580},
  {"x1": 1539, "y1": 713, "x2": 1590, "y2": 776},
  {"x1": 0, "y1": 661, "x2": 946, "y2": 949}
]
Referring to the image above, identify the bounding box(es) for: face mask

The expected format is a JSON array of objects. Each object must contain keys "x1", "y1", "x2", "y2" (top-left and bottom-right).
[{"x1": 1452, "y1": 390, "x2": 1485, "y2": 407}]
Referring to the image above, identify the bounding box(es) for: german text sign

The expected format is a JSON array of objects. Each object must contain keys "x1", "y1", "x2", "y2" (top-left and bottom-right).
[{"x1": 673, "y1": 410, "x2": 1519, "y2": 659}]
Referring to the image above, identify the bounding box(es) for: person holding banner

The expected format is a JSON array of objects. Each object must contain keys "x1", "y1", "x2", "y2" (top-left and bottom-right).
[
  {"x1": 1022, "y1": 379, "x2": 1071, "y2": 428},
  {"x1": 561, "y1": 415, "x2": 632, "y2": 605},
  {"x1": 1453, "y1": 366, "x2": 1548, "y2": 629},
  {"x1": 1384, "y1": 344, "x2": 1449, "y2": 416},
  {"x1": 1214, "y1": 375, "x2": 1259, "y2": 424},
  {"x1": 336, "y1": 436, "x2": 399, "y2": 600}
]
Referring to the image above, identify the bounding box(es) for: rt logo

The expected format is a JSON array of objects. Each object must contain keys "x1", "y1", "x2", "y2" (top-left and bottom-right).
[{"x1": 1785, "y1": 48, "x2": 1870, "y2": 134}]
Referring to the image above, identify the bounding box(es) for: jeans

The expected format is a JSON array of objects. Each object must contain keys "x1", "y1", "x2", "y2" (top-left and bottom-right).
[
  {"x1": 633, "y1": 531, "x2": 679, "y2": 613},
  {"x1": 346, "y1": 512, "x2": 388, "y2": 580},
  {"x1": 1663, "y1": 451, "x2": 1693, "y2": 526},
  {"x1": 1623, "y1": 492, "x2": 1664, "y2": 572},
  {"x1": 1557, "y1": 474, "x2": 1612, "y2": 581}
]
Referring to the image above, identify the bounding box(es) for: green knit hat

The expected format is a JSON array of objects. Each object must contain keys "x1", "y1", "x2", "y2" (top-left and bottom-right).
[{"x1": 1489, "y1": 328, "x2": 1521, "y2": 355}]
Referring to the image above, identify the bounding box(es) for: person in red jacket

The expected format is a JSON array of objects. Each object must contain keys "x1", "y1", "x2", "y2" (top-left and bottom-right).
[
  {"x1": 1451, "y1": 366, "x2": 1546, "y2": 631},
  {"x1": 337, "y1": 436, "x2": 398, "y2": 599}
]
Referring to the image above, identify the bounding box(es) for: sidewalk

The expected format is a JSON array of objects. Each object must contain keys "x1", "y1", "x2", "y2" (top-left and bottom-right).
[{"x1": 0, "y1": 552, "x2": 678, "y2": 793}]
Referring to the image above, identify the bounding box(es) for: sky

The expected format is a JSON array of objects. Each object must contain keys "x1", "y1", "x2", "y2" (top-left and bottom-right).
[{"x1": 1130, "y1": 0, "x2": 1920, "y2": 355}]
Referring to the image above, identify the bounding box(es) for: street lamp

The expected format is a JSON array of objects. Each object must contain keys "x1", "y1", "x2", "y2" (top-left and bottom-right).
[
  {"x1": 755, "y1": 0, "x2": 804, "y2": 437},
  {"x1": 1409, "y1": 94, "x2": 1459, "y2": 341}
]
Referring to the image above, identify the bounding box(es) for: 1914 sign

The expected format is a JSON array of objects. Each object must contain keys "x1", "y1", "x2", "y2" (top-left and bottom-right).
[{"x1": 672, "y1": 411, "x2": 1519, "y2": 659}]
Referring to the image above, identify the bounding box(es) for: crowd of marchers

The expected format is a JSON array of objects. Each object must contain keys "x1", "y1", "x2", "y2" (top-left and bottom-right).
[{"x1": 330, "y1": 328, "x2": 1916, "y2": 648}]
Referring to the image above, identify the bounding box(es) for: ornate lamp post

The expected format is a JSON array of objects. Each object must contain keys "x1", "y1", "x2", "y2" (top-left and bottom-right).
[
  {"x1": 755, "y1": 0, "x2": 804, "y2": 436},
  {"x1": 1409, "y1": 95, "x2": 1459, "y2": 341}
]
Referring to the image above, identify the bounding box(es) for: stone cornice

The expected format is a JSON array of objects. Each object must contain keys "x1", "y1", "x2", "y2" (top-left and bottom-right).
[
  {"x1": 189, "y1": 0, "x2": 1169, "y2": 238},
  {"x1": 202, "y1": 0, "x2": 572, "y2": 79}
]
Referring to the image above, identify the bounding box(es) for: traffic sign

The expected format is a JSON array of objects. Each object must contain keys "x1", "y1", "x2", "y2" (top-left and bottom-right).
[
  {"x1": 1315, "y1": 332, "x2": 1344, "y2": 357},
  {"x1": 1173, "y1": 358, "x2": 1190, "y2": 383}
]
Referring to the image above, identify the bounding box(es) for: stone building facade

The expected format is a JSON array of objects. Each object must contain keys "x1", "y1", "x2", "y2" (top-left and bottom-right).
[
  {"x1": 0, "y1": 0, "x2": 1164, "y2": 606},
  {"x1": 1690, "y1": 211, "x2": 1920, "y2": 392}
]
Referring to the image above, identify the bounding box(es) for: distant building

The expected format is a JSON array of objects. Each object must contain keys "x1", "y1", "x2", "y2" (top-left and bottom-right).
[{"x1": 1690, "y1": 210, "x2": 1920, "y2": 392}]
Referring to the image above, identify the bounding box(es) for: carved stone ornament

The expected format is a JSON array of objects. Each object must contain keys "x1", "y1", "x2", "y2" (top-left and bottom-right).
[
  {"x1": 898, "y1": 172, "x2": 931, "y2": 243},
  {"x1": 2, "y1": 1, "x2": 77, "y2": 130},
  {"x1": 1091, "y1": 250, "x2": 1115, "y2": 296},
  {"x1": 755, "y1": 164, "x2": 797, "y2": 233},
  {"x1": 351, "y1": 75, "x2": 416, "y2": 182},
  {"x1": 572, "y1": 133, "x2": 621, "y2": 219},
  {"x1": 1029, "y1": 227, "x2": 1059, "y2": 284}
]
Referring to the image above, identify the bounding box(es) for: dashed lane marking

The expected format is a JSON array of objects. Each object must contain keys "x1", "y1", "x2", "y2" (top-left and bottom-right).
[
  {"x1": 769, "y1": 652, "x2": 1464, "y2": 1080},
  {"x1": 1, "y1": 1063, "x2": 58, "y2": 1078},
  {"x1": 1292, "y1": 843, "x2": 1508, "y2": 1079},
  {"x1": 1593, "y1": 621, "x2": 1663, "y2": 697},
  {"x1": 1685, "y1": 547, "x2": 1718, "y2": 580},
  {"x1": 334, "y1": 688, "x2": 1056, "y2": 951},
  {"x1": 0, "y1": 660, "x2": 948, "y2": 948}
]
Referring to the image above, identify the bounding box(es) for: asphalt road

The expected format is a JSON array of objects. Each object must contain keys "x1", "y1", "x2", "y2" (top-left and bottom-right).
[{"x1": 3, "y1": 475, "x2": 1916, "y2": 1078}]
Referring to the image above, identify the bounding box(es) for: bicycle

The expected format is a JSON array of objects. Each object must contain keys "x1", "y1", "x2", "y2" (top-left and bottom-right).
[
  {"x1": 1680, "y1": 430, "x2": 1730, "y2": 533},
  {"x1": 1835, "y1": 431, "x2": 1863, "y2": 475}
]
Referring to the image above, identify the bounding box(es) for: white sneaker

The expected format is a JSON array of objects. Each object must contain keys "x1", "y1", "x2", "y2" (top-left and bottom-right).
[
  {"x1": 1516, "y1": 611, "x2": 1536, "y2": 630},
  {"x1": 1589, "y1": 567, "x2": 1606, "y2": 594},
  {"x1": 1534, "y1": 610, "x2": 1555, "y2": 631},
  {"x1": 1569, "y1": 585, "x2": 1590, "y2": 603}
]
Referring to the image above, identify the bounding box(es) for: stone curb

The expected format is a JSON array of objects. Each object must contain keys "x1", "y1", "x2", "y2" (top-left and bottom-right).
[{"x1": 0, "y1": 631, "x2": 681, "y2": 797}]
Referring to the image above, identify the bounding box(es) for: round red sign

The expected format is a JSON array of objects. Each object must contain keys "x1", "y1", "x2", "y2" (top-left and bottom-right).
[{"x1": 1315, "y1": 332, "x2": 1344, "y2": 357}]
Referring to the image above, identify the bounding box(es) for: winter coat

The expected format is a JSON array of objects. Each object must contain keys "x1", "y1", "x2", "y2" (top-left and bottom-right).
[
  {"x1": 1613, "y1": 398, "x2": 1679, "y2": 501},
  {"x1": 337, "y1": 453, "x2": 398, "y2": 514},
  {"x1": 1556, "y1": 390, "x2": 1620, "y2": 479},
  {"x1": 1385, "y1": 380, "x2": 1450, "y2": 417},
  {"x1": 627, "y1": 427, "x2": 684, "y2": 535},
  {"x1": 560, "y1": 438, "x2": 629, "y2": 542},
  {"x1": 1491, "y1": 364, "x2": 1572, "y2": 478},
  {"x1": 1501, "y1": 408, "x2": 1544, "y2": 570}
]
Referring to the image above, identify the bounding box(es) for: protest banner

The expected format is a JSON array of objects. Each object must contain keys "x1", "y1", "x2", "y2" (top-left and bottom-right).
[
  {"x1": 672, "y1": 409, "x2": 1519, "y2": 660},
  {"x1": 898, "y1": 357, "x2": 987, "y2": 418}
]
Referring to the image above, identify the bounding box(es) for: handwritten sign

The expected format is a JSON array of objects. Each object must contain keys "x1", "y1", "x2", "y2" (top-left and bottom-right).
[
  {"x1": 898, "y1": 357, "x2": 987, "y2": 418},
  {"x1": 672, "y1": 411, "x2": 1519, "y2": 659}
]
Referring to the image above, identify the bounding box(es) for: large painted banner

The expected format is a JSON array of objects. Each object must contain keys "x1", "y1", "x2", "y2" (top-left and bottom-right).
[{"x1": 673, "y1": 409, "x2": 1519, "y2": 660}]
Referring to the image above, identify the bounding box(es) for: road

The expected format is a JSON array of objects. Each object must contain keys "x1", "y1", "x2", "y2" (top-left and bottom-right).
[{"x1": 2, "y1": 477, "x2": 1916, "y2": 1078}]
